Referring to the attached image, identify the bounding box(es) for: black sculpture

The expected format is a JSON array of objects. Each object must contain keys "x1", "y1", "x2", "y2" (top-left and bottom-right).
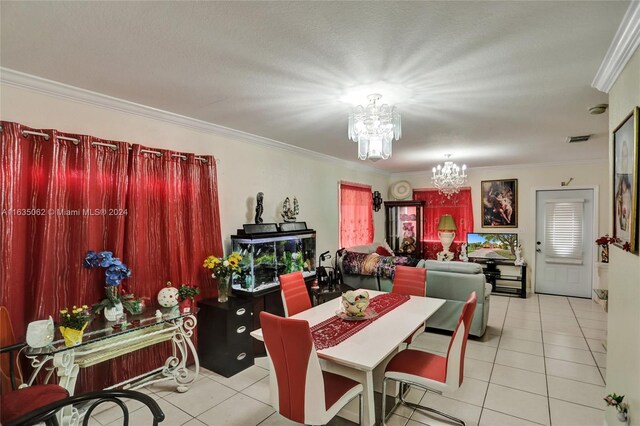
[{"x1": 254, "y1": 192, "x2": 264, "y2": 224}]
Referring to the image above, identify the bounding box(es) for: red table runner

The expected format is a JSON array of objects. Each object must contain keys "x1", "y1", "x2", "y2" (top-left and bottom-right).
[{"x1": 310, "y1": 293, "x2": 410, "y2": 350}]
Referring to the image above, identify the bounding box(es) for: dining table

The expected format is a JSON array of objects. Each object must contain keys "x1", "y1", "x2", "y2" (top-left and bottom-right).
[{"x1": 250, "y1": 290, "x2": 446, "y2": 426}]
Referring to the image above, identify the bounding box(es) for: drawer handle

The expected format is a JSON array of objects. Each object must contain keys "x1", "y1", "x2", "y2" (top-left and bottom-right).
[
  {"x1": 237, "y1": 352, "x2": 247, "y2": 361},
  {"x1": 236, "y1": 326, "x2": 246, "y2": 334},
  {"x1": 236, "y1": 308, "x2": 246, "y2": 316}
]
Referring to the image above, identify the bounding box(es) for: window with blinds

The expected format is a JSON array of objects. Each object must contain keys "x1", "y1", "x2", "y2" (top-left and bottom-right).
[{"x1": 544, "y1": 199, "x2": 584, "y2": 264}]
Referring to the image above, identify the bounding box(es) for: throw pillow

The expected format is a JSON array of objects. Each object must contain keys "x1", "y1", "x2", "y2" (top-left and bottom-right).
[
  {"x1": 376, "y1": 246, "x2": 392, "y2": 257},
  {"x1": 382, "y1": 240, "x2": 395, "y2": 256}
]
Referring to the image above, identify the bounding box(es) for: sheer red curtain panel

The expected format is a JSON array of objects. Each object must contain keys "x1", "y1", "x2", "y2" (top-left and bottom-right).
[{"x1": 339, "y1": 182, "x2": 374, "y2": 248}]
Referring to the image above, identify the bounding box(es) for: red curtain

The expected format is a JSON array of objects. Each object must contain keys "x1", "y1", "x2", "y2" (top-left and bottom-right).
[
  {"x1": 413, "y1": 188, "x2": 474, "y2": 244},
  {"x1": 339, "y1": 182, "x2": 374, "y2": 248},
  {"x1": 1, "y1": 122, "x2": 130, "y2": 338},
  {"x1": 1, "y1": 121, "x2": 222, "y2": 392},
  {"x1": 116, "y1": 145, "x2": 222, "y2": 385}
]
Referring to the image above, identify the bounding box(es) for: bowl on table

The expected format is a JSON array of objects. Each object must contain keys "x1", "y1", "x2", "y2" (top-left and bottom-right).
[{"x1": 341, "y1": 290, "x2": 370, "y2": 317}]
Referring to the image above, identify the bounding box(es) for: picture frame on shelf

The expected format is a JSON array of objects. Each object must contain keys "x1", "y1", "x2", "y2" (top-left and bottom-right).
[
  {"x1": 612, "y1": 106, "x2": 639, "y2": 254},
  {"x1": 481, "y1": 179, "x2": 518, "y2": 228}
]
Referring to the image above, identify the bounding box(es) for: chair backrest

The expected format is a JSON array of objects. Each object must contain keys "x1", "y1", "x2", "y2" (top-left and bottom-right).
[
  {"x1": 392, "y1": 266, "x2": 426, "y2": 297},
  {"x1": 279, "y1": 272, "x2": 312, "y2": 317},
  {"x1": 260, "y1": 312, "x2": 325, "y2": 424},
  {"x1": 444, "y1": 292, "x2": 477, "y2": 388},
  {"x1": 0, "y1": 306, "x2": 22, "y2": 395}
]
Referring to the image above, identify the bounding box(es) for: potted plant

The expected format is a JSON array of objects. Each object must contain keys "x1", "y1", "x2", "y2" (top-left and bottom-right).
[
  {"x1": 177, "y1": 284, "x2": 200, "y2": 313},
  {"x1": 84, "y1": 250, "x2": 132, "y2": 321},
  {"x1": 604, "y1": 393, "x2": 629, "y2": 423},
  {"x1": 203, "y1": 252, "x2": 242, "y2": 303},
  {"x1": 59, "y1": 305, "x2": 91, "y2": 347}
]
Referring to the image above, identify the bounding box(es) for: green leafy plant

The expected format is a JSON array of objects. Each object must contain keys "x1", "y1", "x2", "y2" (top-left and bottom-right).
[{"x1": 178, "y1": 284, "x2": 200, "y2": 301}]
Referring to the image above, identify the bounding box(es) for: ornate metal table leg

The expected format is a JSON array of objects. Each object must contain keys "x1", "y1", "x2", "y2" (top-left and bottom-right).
[
  {"x1": 162, "y1": 314, "x2": 199, "y2": 393},
  {"x1": 53, "y1": 350, "x2": 80, "y2": 426}
]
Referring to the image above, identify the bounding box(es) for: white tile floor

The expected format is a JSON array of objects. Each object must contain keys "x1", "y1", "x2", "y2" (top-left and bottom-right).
[{"x1": 92, "y1": 294, "x2": 608, "y2": 426}]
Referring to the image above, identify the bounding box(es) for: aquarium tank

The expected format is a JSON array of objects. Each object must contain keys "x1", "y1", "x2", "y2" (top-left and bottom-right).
[{"x1": 230, "y1": 231, "x2": 316, "y2": 294}]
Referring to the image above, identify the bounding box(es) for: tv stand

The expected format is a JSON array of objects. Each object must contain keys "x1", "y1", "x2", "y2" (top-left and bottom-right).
[{"x1": 481, "y1": 262, "x2": 526, "y2": 298}]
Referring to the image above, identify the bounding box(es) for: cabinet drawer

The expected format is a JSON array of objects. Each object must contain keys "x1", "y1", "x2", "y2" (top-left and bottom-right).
[
  {"x1": 227, "y1": 305, "x2": 253, "y2": 328},
  {"x1": 226, "y1": 323, "x2": 251, "y2": 345}
]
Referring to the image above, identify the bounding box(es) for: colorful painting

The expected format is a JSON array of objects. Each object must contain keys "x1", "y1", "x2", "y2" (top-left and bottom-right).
[
  {"x1": 481, "y1": 179, "x2": 518, "y2": 228},
  {"x1": 613, "y1": 107, "x2": 639, "y2": 254}
]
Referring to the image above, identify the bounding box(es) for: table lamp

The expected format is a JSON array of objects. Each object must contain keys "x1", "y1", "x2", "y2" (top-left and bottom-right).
[{"x1": 437, "y1": 214, "x2": 457, "y2": 254}]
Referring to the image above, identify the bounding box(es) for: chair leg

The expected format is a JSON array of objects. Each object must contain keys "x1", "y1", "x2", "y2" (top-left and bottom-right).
[
  {"x1": 401, "y1": 399, "x2": 465, "y2": 426},
  {"x1": 358, "y1": 393, "x2": 363, "y2": 426},
  {"x1": 382, "y1": 378, "x2": 466, "y2": 426}
]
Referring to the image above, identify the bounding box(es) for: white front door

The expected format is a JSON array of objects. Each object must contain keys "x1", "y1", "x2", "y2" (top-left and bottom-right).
[{"x1": 535, "y1": 189, "x2": 594, "y2": 298}]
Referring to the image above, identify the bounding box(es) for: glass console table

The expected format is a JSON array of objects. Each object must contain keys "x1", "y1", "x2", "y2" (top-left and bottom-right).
[{"x1": 23, "y1": 308, "x2": 199, "y2": 425}]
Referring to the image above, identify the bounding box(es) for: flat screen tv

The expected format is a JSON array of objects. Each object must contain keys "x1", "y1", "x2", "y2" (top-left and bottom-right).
[{"x1": 466, "y1": 233, "x2": 518, "y2": 261}]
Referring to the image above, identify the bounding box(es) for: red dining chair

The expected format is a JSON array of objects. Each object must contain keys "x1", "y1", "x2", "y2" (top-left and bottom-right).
[
  {"x1": 392, "y1": 266, "x2": 427, "y2": 345},
  {"x1": 260, "y1": 312, "x2": 364, "y2": 426},
  {"x1": 279, "y1": 272, "x2": 312, "y2": 317},
  {"x1": 381, "y1": 292, "x2": 477, "y2": 426}
]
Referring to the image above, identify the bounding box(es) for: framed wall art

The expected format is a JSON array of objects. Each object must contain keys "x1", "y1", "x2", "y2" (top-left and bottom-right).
[
  {"x1": 481, "y1": 179, "x2": 518, "y2": 228},
  {"x1": 613, "y1": 106, "x2": 639, "y2": 254}
]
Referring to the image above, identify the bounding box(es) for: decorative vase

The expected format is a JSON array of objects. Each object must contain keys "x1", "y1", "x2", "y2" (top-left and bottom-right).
[
  {"x1": 60, "y1": 323, "x2": 88, "y2": 348},
  {"x1": 617, "y1": 412, "x2": 628, "y2": 423},
  {"x1": 179, "y1": 298, "x2": 192, "y2": 314},
  {"x1": 600, "y1": 244, "x2": 609, "y2": 263},
  {"x1": 218, "y1": 276, "x2": 230, "y2": 303},
  {"x1": 104, "y1": 302, "x2": 124, "y2": 322}
]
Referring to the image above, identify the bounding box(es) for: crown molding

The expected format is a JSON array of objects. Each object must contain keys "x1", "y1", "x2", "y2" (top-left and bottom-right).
[
  {"x1": 0, "y1": 67, "x2": 390, "y2": 176},
  {"x1": 390, "y1": 158, "x2": 608, "y2": 179},
  {"x1": 592, "y1": 1, "x2": 640, "y2": 93}
]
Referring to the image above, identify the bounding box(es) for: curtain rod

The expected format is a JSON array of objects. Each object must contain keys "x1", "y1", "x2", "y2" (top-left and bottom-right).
[{"x1": 2, "y1": 128, "x2": 211, "y2": 163}]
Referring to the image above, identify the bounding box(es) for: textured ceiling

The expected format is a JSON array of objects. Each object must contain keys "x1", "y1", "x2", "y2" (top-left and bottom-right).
[{"x1": 0, "y1": 1, "x2": 628, "y2": 172}]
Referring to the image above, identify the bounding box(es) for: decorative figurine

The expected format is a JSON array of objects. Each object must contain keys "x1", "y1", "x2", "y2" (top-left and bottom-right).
[
  {"x1": 372, "y1": 191, "x2": 383, "y2": 212},
  {"x1": 254, "y1": 192, "x2": 264, "y2": 224},
  {"x1": 281, "y1": 196, "x2": 299, "y2": 222},
  {"x1": 514, "y1": 244, "x2": 524, "y2": 266},
  {"x1": 459, "y1": 242, "x2": 469, "y2": 262}
]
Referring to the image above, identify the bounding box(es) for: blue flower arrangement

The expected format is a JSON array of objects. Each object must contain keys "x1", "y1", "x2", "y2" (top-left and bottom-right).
[
  {"x1": 84, "y1": 250, "x2": 134, "y2": 313},
  {"x1": 84, "y1": 251, "x2": 131, "y2": 286}
]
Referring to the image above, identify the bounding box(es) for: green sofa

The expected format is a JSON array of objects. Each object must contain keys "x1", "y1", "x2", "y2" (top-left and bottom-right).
[{"x1": 336, "y1": 243, "x2": 491, "y2": 337}]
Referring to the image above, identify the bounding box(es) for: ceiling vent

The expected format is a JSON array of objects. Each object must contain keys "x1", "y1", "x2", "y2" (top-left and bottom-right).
[{"x1": 566, "y1": 135, "x2": 591, "y2": 143}]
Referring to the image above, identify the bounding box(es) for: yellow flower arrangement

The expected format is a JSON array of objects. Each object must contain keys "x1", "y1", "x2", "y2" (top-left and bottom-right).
[
  {"x1": 203, "y1": 252, "x2": 243, "y2": 279},
  {"x1": 59, "y1": 305, "x2": 90, "y2": 330}
]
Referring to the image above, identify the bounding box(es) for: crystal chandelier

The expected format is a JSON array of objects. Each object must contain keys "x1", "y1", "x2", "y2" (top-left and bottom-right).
[
  {"x1": 431, "y1": 155, "x2": 467, "y2": 197},
  {"x1": 348, "y1": 94, "x2": 401, "y2": 161}
]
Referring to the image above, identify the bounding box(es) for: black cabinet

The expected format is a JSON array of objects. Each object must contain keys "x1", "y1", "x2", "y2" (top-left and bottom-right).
[
  {"x1": 483, "y1": 263, "x2": 527, "y2": 298},
  {"x1": 384, "y1": 201, "x2": 425, "y2": 258},
  {"x1": 197, "y1": 297, "x2": 254, "y2": 378}
]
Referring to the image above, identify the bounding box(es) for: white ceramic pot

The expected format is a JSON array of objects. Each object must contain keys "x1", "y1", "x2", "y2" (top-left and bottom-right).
[
  {"x1": 26, "y1": 316, "x2": 55, "y2": 348},
  {"x1": 104, "y1": 302, "x2": 124, "y2": 322}
]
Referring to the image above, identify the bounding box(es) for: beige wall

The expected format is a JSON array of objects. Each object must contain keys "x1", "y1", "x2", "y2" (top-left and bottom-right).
[
  {"x1": 0, "y1": 83, "x2": 390, "y2": 256},
  {"x1": 606, "y1": 46, "x2": 640, "y2": 426},
  {"x1": 392, "y1": 161, "x2": 609, "y2": 290}
]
